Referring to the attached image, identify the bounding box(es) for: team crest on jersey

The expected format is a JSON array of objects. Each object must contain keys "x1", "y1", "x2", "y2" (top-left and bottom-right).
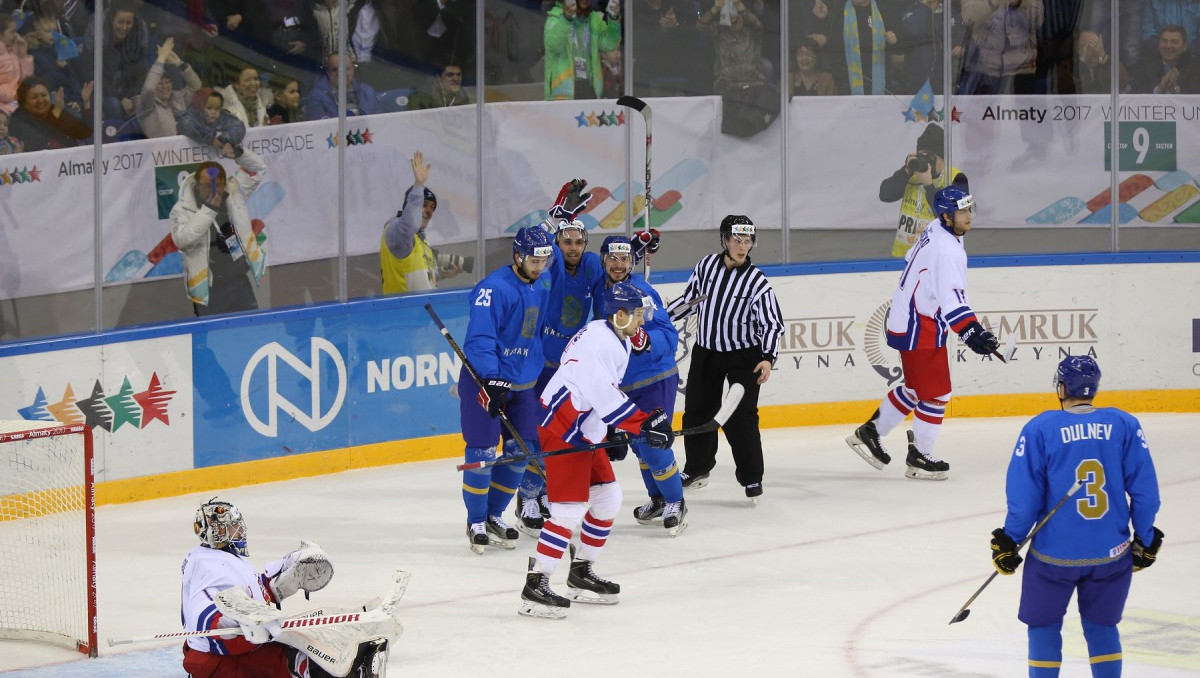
[{"x1": 521, "y1": 307, "x2": 540, "y2": 339}]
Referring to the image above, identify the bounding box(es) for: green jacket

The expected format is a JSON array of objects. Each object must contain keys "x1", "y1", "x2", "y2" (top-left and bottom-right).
[{"x1": 544, "y1": 5, "x2": 621, "y2": 100}]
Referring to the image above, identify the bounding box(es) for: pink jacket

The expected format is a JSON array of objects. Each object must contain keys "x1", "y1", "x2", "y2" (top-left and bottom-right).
[{"x1": 0, "y1": 40, "x2": 35, "y2": 113}]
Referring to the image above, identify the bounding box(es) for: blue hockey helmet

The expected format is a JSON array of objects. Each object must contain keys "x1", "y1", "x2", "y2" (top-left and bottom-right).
[
  {"x1": 1054, "y1": 355, "x2": 1101, "y2": 398},
  {"x1": 601, "y1": 280, "x2": 653, "y2": 320},
  {"x1": 600, "y1": 235, "x2": 633, "y2": 259},
  {"x1": 934, "y1": 186, "x2": 974, "y2": 220},
  {"x1": 513, "y1": 226, "x2": 554, "y2": 259}
]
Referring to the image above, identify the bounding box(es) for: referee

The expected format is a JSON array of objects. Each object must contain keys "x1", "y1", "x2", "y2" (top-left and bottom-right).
[{"x1": 666, "y1": 215, "x2": 784, "y2": 501}]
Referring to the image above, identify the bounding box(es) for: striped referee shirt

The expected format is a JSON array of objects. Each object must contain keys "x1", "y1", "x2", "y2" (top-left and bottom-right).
[{"x1": 666, "y1": 253, "x2": 785, "y2": 363}]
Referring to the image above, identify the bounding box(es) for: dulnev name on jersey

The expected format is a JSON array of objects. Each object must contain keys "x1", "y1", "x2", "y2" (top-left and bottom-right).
[{"x1": 1060, "y1": 422, "x2": 1113, "y2": 443}]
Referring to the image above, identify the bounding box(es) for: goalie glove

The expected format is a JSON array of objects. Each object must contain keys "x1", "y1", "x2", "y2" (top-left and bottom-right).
[
  {"x1": 959, "y1": 321, "x2": 1000, "y2": 356},
  {"x1": 548, "y1": 178, "x2": 592, "y2": 221},
  {"x1": 1132, "y1": 526, "x2": 1164, "y2": 572},
  {"x1": 629, "y1": 327, "x2": 650, "y2": 353},
  {"x1": 477, "y1": 378, "x2": 511, "y2": 418},
  {"x1": 990, "y1": 528, "x2": 1023, "y2": 575},
  {"x1": 264, "y1": 540, "x2": 334, "y2": 602}
]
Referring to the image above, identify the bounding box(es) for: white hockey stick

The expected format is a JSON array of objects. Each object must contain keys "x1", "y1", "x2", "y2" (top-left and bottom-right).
[
  {"x1": 617, "y1": 95, "x2": 652, "y2": 278},
  {"x1": 108, "y1": 569, "x2": 411, "y2": 647}
]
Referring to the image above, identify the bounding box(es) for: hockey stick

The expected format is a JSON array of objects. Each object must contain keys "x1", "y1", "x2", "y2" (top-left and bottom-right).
[
  {"x1": 109, "y1": 570, "x2": 411, "y2": 646},
  {"x1": 424, "y1": 304, "x2": 537, "y2": 460},
  {"x1": 456, "y1": 383, "x2": 744, "y2": 472},
  {"x1": 992, "y1": 332, "x2": 1017, "y2": 364},
  {"x1": 948, "y1": 479, "x2": 1085, "y2": 625},
  {"x1": 617, "y1": 95, "x2": 652, "y2": 278},
  {"x1": 669, "y1": 294, "x2": 708, "y2": 322}
]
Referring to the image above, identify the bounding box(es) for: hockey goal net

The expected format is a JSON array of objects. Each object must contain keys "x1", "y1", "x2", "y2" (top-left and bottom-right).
[{"x1": 0, "y1": 421, "x2": 97, "y2": 656}]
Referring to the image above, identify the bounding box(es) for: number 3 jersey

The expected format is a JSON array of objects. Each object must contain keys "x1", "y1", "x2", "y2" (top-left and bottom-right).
[
  {"x1": 1004, "y1": 407, "x2": 1161, "y2": 566},
  {"x1": 885, "y1": 220, "x2": 978, "y2": 351}
]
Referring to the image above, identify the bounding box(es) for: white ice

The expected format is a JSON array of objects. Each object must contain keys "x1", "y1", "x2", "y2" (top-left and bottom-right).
[{"x1": 2, "y1": 415, "x2": 1197, "y2": 677}]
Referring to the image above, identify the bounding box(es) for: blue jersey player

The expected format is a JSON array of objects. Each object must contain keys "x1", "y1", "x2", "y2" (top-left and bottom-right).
[
  {"x1": 590, "y1": 234, "x2": 688, "y2": 535},
  {"x1": 991, "y1": 355, "x2": 1163, "y2": 678},
  {"x1": 460, "y1": 226, "x2": 554, "y2": 554}
]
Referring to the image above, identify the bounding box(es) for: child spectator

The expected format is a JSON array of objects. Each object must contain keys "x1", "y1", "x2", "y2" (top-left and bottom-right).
[
  {"x1": 24, "y1": 14, "x2": 91, "y2": 116},
  {"x1": 177, "y1": 89, "x2": 247, "y2": 150},
  {"x1": 137, "y1": 37, "x2": 202, "y2": 138},
  {"x1": 0, "y1": 14, "x2": 35, "y2": 114},
  {"x1": 0, "y1": 109, "x2": 23, "y2": 154},
  {"x1": 266, "y1": 76, "x2": 304, "y2": 124}
]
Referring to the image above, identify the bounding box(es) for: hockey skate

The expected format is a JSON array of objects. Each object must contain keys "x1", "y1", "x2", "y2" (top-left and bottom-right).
[
  {"x1": 744, "y1": 482, "x2": 763, "y2": 505},
  {"x1": 845, "y1": 413, "x2": 891, "y2": 470},
  {"x1": 680, "y1": 471, "x2": 709, "y2": 491},
  {"x1": 566, "y1": 559, "x2": 620, "y2": 605},
  {"x1": 466, "y1": 522, "x2": 489, "y2": 554},
  {"x1": 662, "y1": 499, "x2": 688, "y2": 536},
  {"x1": 904, "y1": 431, "x2": 949, "y2": 481},
  {"x1": 514, "y1": 495, "x2": 545, "y2": 537},
  {"x1": 486, "y1": 515, "x2": 519, "y2": 549},
  {"x1": 519, "y1": 559, "x2": 570, "y2": 620},
  {"x1": 633, "y1": 495, "x2": 665, "y2": 524}
]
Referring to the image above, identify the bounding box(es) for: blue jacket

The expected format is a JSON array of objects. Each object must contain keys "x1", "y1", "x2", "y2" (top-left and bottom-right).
[{"x1": 305, "y1": 74, "x2": 378, "y2": 119}]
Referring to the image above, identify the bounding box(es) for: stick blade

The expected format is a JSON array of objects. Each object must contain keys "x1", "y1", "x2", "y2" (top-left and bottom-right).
[
  {"x1": 616, "y1": 95, "x2": 647, "y2": 112},
  {"x1": 948, "y1": 608, "x2": 971, "y2": 625},
  {"x1": 1002, "y1": 333, "x2": 1017, "y2": 362},
  {"x1": 713, "y1": 384, "x2": 745, "y2": 427}
]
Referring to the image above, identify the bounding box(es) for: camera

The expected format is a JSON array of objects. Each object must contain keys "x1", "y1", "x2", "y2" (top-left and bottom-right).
[
  {"x1": 906, "y1": 150, "x2": 934, "y2": 174},
  {"x1": 437, "y1": 253, "x2": 474, "y2": 274}
]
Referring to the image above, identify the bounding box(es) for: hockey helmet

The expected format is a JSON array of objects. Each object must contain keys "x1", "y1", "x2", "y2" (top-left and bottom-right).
[
  {"x1": 601, "y1": 280, "x2": 653, "y2": 320},
  {"x1": 720, "y1": 215, "x2": 756, "y2": 246},
  {"x1": 194, "y1": 498, "x2": 248, "y2": 557},
  {"x1": 512, "y1": 226, "x2": 554, "y2": 259},
  {"x1": 556, "y1": 218, "x2": 588, "y2": 244},
  {"x1": 600, "y1": 235, "x2": 633, "y2": 260},
  {"x1": 1054, "y1": 355, "x2": 1101, "y2": 398},
  {"x1": 934, "y1": 186, "x2": 974, "y2": 219}
]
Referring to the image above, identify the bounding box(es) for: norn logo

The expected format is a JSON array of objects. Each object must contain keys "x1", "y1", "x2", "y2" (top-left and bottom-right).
[
  {"x1": 367, "y1": 353, "x2": 461, "y2": 392},
  {"x1": 16, "y1": 374, "x2": 176, "y2": 432}
]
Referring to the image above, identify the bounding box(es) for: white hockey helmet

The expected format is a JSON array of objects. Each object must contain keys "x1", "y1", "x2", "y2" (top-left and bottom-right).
[{"x1": 194, "y1": 498, "x2": 248, "y2": 557}]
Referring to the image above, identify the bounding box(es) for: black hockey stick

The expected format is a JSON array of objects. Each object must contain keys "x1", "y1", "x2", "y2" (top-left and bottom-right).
[
  {"x1": 457, "y1": 383, "x2": 744, "y2": 472},
  {"x1": 617, "y1": 95, "x2": 652, "y2": 278},
  {"x1": 948, "y1": 479, "x2": 1085, "y2": 625},
  {"x1": 425, "y1": 304, "x2": 537, "y2": 460}
]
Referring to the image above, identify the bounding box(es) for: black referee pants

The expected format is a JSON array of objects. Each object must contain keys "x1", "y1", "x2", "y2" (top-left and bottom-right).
[{"x1": 680, "y1": 344, "x2": 764, "y2": 486}]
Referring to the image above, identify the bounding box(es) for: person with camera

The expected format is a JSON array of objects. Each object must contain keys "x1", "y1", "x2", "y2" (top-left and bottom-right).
[
  {"x1": 879, "y1": 122, "x2": 967, "y2": 257},
  {"x1": 380, "y1": 150, "x2": 466, "y2": 295},
  {"x1": 170, "y1": 141, "x2": 268, "y2": 317}
]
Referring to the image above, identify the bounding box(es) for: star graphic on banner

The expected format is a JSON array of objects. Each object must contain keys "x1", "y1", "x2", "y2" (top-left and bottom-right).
[
  {"x1": 608, "y1": 111, "x2": 619, "y2": 126},
  {"x1": 902, "y1": 107, "x2": 917, "y2": 122},
  {"x1": 587, "y1": 111, "x2": 599, "y2": 126},
  {"x1": 28, "y1": 166, "x2": 41, "y2": 181},
  {"x1": 597, "y1": 111, "x2": 610, "y2": 127},
  {"x1": 104, "y1": 376, "x2": 141, "y2": 432},
  {"x1": 326, "y1": 132, "x2": 338, "y2": 148},
  {"x1": 929, "y1": 108, "x2": 943, "y2": 122},
  {"x1": 1, "y1": 170, "x2": 10, "y2": 185},
  {"x1": 361, "y1": 128, "x2": 373, "y2": 143},
  {"x1": 11, "y1": 169, "x2": 23, "y2": 184},
  {"x1": 133, "y1": 373, "x2": 175, "y2": 427},
  {"x1": 616, "y1": 111, "x2": 625, "y2": 125},
  {"x1": 77, "y1": 381, "x2": 113, "y2": 432},
  {"x1": 47, "y1": 384, "x2": 84, "y2": 425},
  {"x1": 17, "y1": 387, "x2": 51, "y2": 421},
  {"x1": 346, "y1": 131, "x2": 356, "y2": 145},
  {"x1": 353, "y1": 130, "x2": 364, "y2": 145},
  {"x1": 19, "y1": 167, "x2": 31, "y2": 182},
  {"x1": 950, "y1": 106, "x2": 962, "y2": 123},
  {"x1": 575, "y1": 111, "x2": 589, "y2": 127}
]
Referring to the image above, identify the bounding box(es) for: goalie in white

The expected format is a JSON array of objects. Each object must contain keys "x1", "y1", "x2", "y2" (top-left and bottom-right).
[{"x1": 181, "y1": 498, "x2": 390, "y2": 677}]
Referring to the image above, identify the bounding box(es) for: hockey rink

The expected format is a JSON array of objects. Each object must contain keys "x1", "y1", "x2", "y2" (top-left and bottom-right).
[{"x1": 2, "y1": 414, "x2": 1197, "y2": 677}]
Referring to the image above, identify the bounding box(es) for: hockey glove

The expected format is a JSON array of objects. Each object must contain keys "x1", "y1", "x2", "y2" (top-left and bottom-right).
[
  {"x1": 960, "y1": 321, "x2": 1000, "y2": 356},
  {"x1": 477, "y1": 378, "x2": 512, "y2": 418},
  {"x1": 641, "y1": 408, "x2": 674, "y2": 449},
  {"x1": 630, "y1": 327, "x2": 651, "y2": 353},
  {"x1": 606, "y1": 426, "x2": 629, "y2": 462},
  {"x1": 631, "y1": 228, "x2": 661, "y2": 262},
  {"x1": 1132, "y1": 526, "x2": 1164, "y2": 572},
  {"x1": 548, "y1": 178, "x2": 592, "y2": 221},
  {"x1": 990, "y1": 528, "x2": 1023, "y2": 575},
  {"x1": 241, "y1": 618, "x2": 282, "y2": 645}
]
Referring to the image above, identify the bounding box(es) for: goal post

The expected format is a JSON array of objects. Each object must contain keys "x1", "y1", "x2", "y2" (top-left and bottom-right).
[{"x1": 0, "y1": 421, "x2": 98, "y2": 657}]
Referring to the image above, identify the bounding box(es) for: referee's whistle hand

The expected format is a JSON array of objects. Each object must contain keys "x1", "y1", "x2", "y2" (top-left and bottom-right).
[{"x1": 754, "y1": 360, "x2": 772, "y2": 385}]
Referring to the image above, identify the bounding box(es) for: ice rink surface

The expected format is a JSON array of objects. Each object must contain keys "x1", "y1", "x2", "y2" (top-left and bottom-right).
[{"x1": 2, "y1": 414, "x2": 1197, "y2": 677}]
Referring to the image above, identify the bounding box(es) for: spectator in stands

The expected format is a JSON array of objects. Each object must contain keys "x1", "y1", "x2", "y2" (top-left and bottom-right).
[
  {"x1": 243, "y1": 0, "x2": 319, "y2": 69},
  {"x1": 543, "y1": 0, "x2": 622, "y2": 101},
  {"x1": 137, "y1": 37, "x2": 201, "y2": 139},
  {"x1": 409, "y1": 0, "x2": 475, "y2": 79},
  {"x1": 823, "y1": 0, "x2": 897, "y2": 95},
  {"x1": 0, "y1": 109, "x2": 23, "y2": 154},
  {"x1": 83, "y1": 0, "x2": 153, "y2": 120},
  {"x1": 631, "y1": 0, "x2": 708, "y2": 97},
  {"x1": 17, "y1": 0, "x2": 90, "y2": 41},
  {"x1": 266, "y1": 76, "x2": 305, "y2": 124},
  {"x1": 1132, "y1": 24, "x2": 1200, "y2": 93},
  {"x1": 409, "y1": 60, "x2": 472, "y2": 110},
  {"x1": 306, "y1": 50, "x2": 376, "y2": 118},
  {"x1": 8, "y1": 76, "x2": 92, "y2": 151},
  {"x1": 381, "y1": 150, "x2": 464, "y2": 295},
  {"x1": 788, "y1": 0, "x2": 836, "y2": 59},
  {"x1": 1075, "y1": 28, "x2": 1129, "y2": 93},
  {"x1": 311, "y1": 0, "x2": 364, "y2": 64},
  {"x1": 170, "y1": 143, "x2": 269, "y2": 316},
  {"x1": 957, "y1": 0, "x2": 1043, "y2": 95},
  {"x1": 893, "y1": 0, "x2": 944, "y2": 95},
  {"x1": 1033, "y1": 0, "x2": 1085, "y2": 94},
  {"x1": 25, "y1": 14, "x2": 91, "y2": 117},
  {"x1": 1141, "y1": 0, "x2": 1200, "y2": 59},
  {"x1": 0, "y1": 13, "x2": 34, "y2": 114},
  {"x1": 1084, "y1": 0, "x2": 1145, "y2": 71},
  {"x1": 792, "y1": 38, "x2": 836, "y2": 96},
  {"x1": 699, "y1": 0, "x2": 778, "y2": 137},
  {"x1": 178, "y1": 90, "x2": 247, "y2": 150},
  {"x1": 219, "y1": 66, "x2": 273, "y2": 128}
]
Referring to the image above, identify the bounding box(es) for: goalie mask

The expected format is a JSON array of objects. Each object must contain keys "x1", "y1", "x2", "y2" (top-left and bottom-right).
[{"x1": 195, "y1": 498, "x2": 248, "y2": 557}]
